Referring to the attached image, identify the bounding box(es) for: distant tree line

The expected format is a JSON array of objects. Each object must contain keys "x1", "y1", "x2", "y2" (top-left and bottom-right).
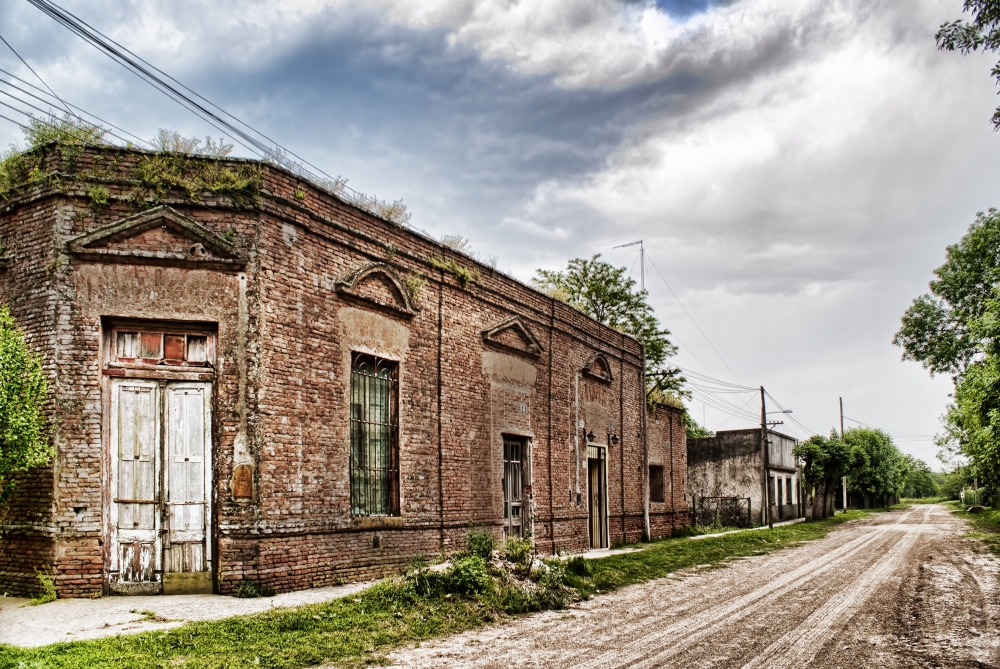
[{"x1": 794, "y1": 428, "x2": 942, "y2": 518}]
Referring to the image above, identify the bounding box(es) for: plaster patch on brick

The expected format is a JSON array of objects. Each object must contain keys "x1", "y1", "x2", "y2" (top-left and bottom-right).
[
  {"x1": 481, "y1": 351, "x2": 537, "y2": 388},
  {"x1": 281, "y1": 224, "x2": 298, "y2": 246},
  {"x1": 233, "y1": 273, "x2": 252, "y2": 468},
  {"x1": 338, "y1": 306, "x2": 410, "y2": 360}
]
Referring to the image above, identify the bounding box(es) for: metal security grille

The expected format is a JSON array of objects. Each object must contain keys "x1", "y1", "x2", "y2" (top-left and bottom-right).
[
  {"x1": 350, "y1": 353, "x2": 399, "y2": 516},
  {"x1": 692, "y1": 496, "x2": 752, "y2": 528},
  {"x1": 503, "y1": 437, "x2": 524, "y2": 539}
]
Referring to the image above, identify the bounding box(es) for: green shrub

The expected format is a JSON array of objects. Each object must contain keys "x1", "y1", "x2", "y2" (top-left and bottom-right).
[
  {"x1": 466, "y1": 528, "x2": 495, "y2": 560},
  {"x1": 503, "y1": 537, "x2": 533, "y2": 566},
  {"x1": 447, "y1": 555, "x2": 493, "y2": 596},
  {"x1": 566, "y1": 556, "x2": 590, "y2": 577},
  {"x1": 29, "y1": 568, "x2": 56, "y2": 605},
  {"x1": 234, "y1": 580, "x2": 277, "y2": 598}
]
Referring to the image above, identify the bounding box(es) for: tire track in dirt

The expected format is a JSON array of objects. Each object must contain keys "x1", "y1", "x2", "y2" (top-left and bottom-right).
[
  {"x1": 739, "y1": 529, "x2": 921, "y2": 669},
  {"x1": 572, "y1": 528, "x2": 892, "y2": 669},
  {"x1": 384, "y1": 508, "x2": 1000, "y2": 669}
]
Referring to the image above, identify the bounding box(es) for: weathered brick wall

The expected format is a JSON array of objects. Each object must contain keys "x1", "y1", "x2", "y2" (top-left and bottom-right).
[
  {"x1": 0, "y1": 175, "x2": 63, "y2": 596},
  {"x1": 1, "y1": 145, "x2": 676, "y2": 597},
  {"x1": 647, "y1": 403, "x2": 690, "y2": 536}
]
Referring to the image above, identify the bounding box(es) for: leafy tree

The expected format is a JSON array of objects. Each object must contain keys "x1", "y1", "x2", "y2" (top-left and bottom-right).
[
  {"x1": 684, "y1": 416, "x2": 712, "y2": 440},
  {"x1": 895, "y1": 210, "x2": 1000, "y2": 486},
  {"x1": 845, "y1": 428, "x2": 907, "y2": 506},
  {"x1": 901, "y1": 455, "x2": 941, "y2": 498},
  {"x1": 936, "y1": 0, "x2": 1000, "y2": 128},
  {"x1": 794, "y1": 433, "x2": 853, "y2": 519},
  {"x1": 532, "y1": 254, "x2": 684, "y2": 394},
  {"x1": 894, "y1": 209, "x2": 1000, "y2": 375},
  {"x1": 0, "y1": 305, "x2": 51, "y2": 507},
  {"x1": 939, "y1": 466, "x2": 974, "y2": 500}
]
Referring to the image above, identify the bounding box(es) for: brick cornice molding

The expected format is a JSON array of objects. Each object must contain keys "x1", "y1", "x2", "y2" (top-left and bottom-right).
[
  {"x1": 66, "y1": 205, "x2": 245, "y2": 271},
  {"x1": 481, "y1": 315, "x2": 545, "y2": 360}
]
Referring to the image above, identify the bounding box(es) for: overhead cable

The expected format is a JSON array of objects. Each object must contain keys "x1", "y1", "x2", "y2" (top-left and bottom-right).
[
  {"x1": 0, "y1": 67, "x2": 151, "y2": 148},
  {"x1": 0, "y1": 30, "x2": 71, "y2": 116},
  {"x1": 26, "y1": 0, "x2": 391, "y2": 215},
  {"x1": 647, "y1": 255, "x2": 743, "y2": 384}
]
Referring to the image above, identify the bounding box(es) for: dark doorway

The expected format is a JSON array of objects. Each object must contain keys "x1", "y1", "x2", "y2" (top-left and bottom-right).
[{"x1": 587, "y1": 445, "x2": 608, "y2": 549}]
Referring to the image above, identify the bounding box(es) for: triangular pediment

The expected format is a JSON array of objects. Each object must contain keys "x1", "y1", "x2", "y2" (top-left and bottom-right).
[
  {"x1": 583, "y1": 353, "x2": 614, "y2": 384},
  {"x1": 482, "y1": 316, "x2": 544, "y2": 359},
  {"x1": 335, "y1": 262, "x2": 419, "y2": 317},
  {"x1": 67, "y1": 206, "x2": 244, "y2": 270}
]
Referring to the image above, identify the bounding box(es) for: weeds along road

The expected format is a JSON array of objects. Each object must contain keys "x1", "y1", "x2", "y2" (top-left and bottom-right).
[{"x1": 387, "y1": 506, "x2": 1000, "y2": 669}]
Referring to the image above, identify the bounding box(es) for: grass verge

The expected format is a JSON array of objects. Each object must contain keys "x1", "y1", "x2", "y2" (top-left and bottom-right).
[
  {"x1": 0, "y1": 511, "x2": 868, "y2": 669},
  {"x1": 944, "y1": 500, "x2": 1000, "y2": 557},
  {"x1": 900, "y1": 496, "x2": 949, "y2": 505}
]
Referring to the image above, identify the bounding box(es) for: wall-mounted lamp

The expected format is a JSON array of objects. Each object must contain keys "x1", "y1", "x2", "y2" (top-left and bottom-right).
[
  {"x1": 610, "y1": 434, "x2": 619, "y2": 446},
  {"x1": 586, "y1": 429, "x2": 596, "y2": 443}
]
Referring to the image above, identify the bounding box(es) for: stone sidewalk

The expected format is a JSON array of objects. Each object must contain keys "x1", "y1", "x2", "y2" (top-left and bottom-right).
[{"x1": 0, "y1": 580, "x2": 372, "y2": 648}]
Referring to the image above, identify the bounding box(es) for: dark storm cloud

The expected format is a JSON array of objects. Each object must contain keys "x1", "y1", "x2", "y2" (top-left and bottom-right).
[{"x1": 1, "y1": 0, "x2": 992, "y2": 457}]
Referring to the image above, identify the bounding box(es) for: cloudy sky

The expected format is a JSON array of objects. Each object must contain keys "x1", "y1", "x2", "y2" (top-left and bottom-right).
[{"x1": 3, "y1": 0, "x2": 997, "y2": 466}]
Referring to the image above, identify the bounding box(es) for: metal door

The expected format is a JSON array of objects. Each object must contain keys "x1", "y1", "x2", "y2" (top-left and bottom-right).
[
  {"x1": 502, "y1": 437, "x2": 524, "y2": 539},
  {"x1": 163, "y1": 383, "x2": 212, "y2": 593},
  {"x1": 588, "y1": 445, "x2": 608, "y2": 549},
  {"x1": 110, "y1": 380, "x2": 161, "y2": 594}
]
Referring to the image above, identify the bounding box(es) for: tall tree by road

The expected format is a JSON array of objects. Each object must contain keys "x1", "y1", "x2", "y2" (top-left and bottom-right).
[
  {"x1": 533, "y1": 254, "x2": 685, "y2": 395},
  {"x1": 795, "y1": 433, "x2": 852, "y2": 519},
  {"x1": 895, "y1": 210, "x2": 1000, "y2": 485}
]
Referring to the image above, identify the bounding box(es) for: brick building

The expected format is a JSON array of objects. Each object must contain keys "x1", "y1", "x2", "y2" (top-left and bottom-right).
[{"x1": 0, "y1": 143, "x2": 687, "y2": 598}]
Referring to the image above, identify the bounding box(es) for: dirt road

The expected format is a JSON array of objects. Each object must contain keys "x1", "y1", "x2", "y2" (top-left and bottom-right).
[{"x1": 386, "y1": 506, "x2": 1000, "y2": 668}]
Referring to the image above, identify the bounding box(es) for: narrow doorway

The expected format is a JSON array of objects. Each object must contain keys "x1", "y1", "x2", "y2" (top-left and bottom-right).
[
  {"x1": 587, "y1": 445, "x2": 608, "y2": 549},
  {"x1": 109, "y1": 379, "x2": 213, "y2": 594},
  {"x1": 502, "y1": 436, "x2": 526, "y2": 539}
]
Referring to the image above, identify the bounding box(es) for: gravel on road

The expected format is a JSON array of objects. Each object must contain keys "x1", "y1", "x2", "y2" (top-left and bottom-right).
[{"x1": 385, "y1": 505, "x2": 1000, "y2": 669}]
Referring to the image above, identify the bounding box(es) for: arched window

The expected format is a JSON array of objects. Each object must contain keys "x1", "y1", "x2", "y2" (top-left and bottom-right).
[{"x1": 350, "y1": 353, "x2": 399, "y2": 516}]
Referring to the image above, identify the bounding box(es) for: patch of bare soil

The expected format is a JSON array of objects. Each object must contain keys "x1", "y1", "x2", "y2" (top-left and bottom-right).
[{"x1": 384, "y1": 506, "x2": 1000, "y2": 669}]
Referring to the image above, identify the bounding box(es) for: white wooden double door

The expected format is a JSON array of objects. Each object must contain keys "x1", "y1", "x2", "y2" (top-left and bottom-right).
[{"x1": 109, "y1": 379, "x2": 212, "y2": 594}]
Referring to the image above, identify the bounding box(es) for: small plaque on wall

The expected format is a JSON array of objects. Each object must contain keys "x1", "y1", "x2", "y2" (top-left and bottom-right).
[{"x1": 233, "y1": 464, "x2": 253, "y2": 499}]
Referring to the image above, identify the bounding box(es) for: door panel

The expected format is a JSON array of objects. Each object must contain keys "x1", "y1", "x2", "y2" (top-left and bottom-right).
[
  {"x1": 110, "y1": 380, "x2": 161, "y2": 594},
  {"x1": 164, "y1": 383, "x2": 212, "y2": 588},
  {"x1": 502, "y1": 437, "x2": 524, "y2": 539},
  {"x1": 108, "y1": 379, "x2": 213, "y2": 595},
  {"x1": 587, "y1": 445, "x2": 608, "y2": 550}
]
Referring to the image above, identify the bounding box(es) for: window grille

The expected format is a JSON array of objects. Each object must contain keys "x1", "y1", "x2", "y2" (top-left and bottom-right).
[{"x1": 350, "y1": 353, "x2": 399, "y2": 516}]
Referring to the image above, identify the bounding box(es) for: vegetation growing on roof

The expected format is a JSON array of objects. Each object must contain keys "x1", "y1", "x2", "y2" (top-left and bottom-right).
[
  {"x1": 431, "y1": 255, "x2": 480, "y2": 289},
  {"x1": 0, "y1": 115, "x2": 412, "y2": 225}
]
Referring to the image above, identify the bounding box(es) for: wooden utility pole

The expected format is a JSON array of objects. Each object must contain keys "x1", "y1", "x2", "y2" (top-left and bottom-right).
[
  {"x1": 840, "y1": 397, "x2": 847, "y2": 513},
  {"x1": 761, "y1": 386, "x2": 771, "y2": 529}
]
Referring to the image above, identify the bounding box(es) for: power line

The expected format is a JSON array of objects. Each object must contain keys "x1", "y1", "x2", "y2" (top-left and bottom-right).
[
  {"x1": 677, "y1": 365, "x2": 755, "y2": 391},
  {"x1": 0, "y1": 30, "x2": 71, "y2": 116},
  {"x1": 714, "y1": 392, "x2": 758, "y2": 430},
  {"x1": 843, "y1": 415, "x2": 937, "y2": 442},
  {"x1": 0, "y1": 67, "x2": 151, "y2": 148},
  {"x1": 26, "y1": 0, "x2": 398, "y2": 220},
  {"x1": 0, "y1": 85, "x2": 139, "y2": 149},
  {"x1": 646, "y1": 254, "x2": 742, "y2": 385},
  {"x1": 0, "y1": 111, "x2": 29, "y2": 132}
]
